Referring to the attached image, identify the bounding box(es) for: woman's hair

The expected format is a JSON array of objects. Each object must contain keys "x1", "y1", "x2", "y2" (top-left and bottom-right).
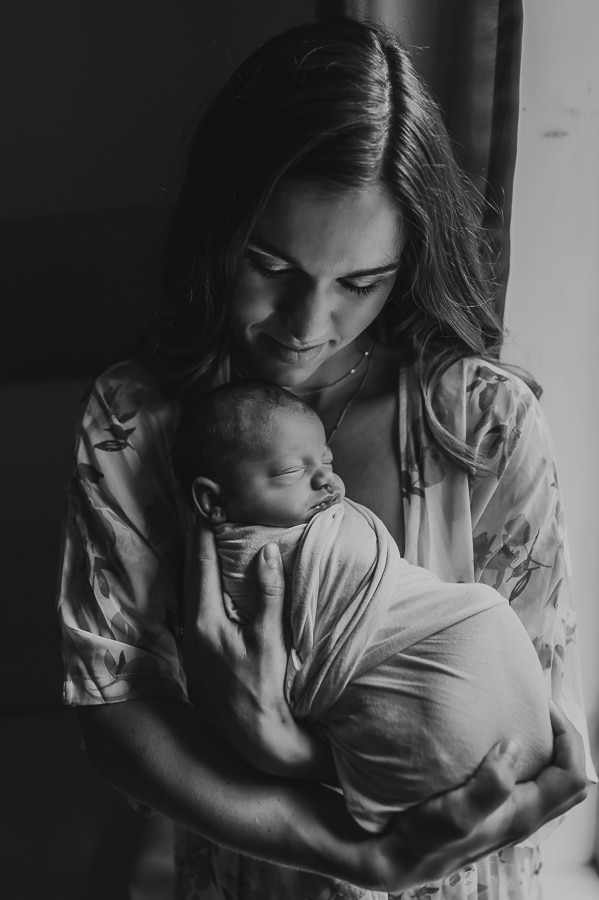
[
  {"x1": 142, "y1": 18, "x2": 512, "y2": 473},
  {"x1": 172, "y1": 381, "x2": 312, "y2": 497}
]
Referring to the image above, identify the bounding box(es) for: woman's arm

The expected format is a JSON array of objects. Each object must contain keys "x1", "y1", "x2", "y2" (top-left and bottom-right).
[
  {"x1": 168, "y1": 530, "x2": 586, "y2": 891},
  {"x1": 78, "y1": 610, "x2": 588, "y2": 893}
]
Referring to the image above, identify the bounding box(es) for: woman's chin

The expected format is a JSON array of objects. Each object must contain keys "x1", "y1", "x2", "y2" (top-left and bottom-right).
[
  {"x1": 246, "y1": 357, "x2": 324, "y2": 389},
  {"x1": 243, "y1": 335, "x2": 341, "y2": 388}
]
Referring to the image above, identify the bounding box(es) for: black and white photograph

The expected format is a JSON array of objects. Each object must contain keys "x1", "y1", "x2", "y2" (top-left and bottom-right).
[{"x1": 2, "y1": 2, "x2": 598, "y2": 898}]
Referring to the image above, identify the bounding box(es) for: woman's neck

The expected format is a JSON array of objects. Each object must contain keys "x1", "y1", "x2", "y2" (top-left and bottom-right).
[{"x1": 295, "y1": 342, "x2": 400, "y2": 440}]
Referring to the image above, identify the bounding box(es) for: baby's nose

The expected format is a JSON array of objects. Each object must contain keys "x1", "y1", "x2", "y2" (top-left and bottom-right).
[{"x1": 312, "y1": 469, "x2": 335, "y2": 491}]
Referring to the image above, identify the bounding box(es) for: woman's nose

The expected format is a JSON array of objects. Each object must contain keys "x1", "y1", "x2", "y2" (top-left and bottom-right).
[{"x1": 279, "y1": 283, "x2": 333, "y2": 341}]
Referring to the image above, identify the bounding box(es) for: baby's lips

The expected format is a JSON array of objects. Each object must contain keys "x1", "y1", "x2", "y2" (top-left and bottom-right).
[{"x1": 310, "y1": 490, "x2": 343, "y2": 515}]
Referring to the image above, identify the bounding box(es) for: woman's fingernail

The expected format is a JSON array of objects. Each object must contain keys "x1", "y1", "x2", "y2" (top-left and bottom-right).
[
  {"x1": 496, "y1": 739, "x2": 521, "y2": 762},
  {"x1": 263, "y1": 544, "x2": 280, "y2": 569}
]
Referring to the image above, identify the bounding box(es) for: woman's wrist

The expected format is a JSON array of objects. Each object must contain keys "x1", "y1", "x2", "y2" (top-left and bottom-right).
[{"x1": 248, "y1": 706, "x2": 339, "y2": 783}]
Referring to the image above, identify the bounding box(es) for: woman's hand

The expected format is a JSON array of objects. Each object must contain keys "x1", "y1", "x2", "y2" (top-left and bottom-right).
[
  {"x1": 182, "y1": 523, "x2": 337, "y2": 782},
  {"x1": 182, "y1": 524, "x2": 588, "y2": 887},
  {"x1": 365, "y1": 703, "x2": 589, "y2": 891}
]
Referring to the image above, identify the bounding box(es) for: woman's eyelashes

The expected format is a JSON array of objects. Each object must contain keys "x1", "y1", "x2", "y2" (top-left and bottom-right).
[
  {"x1": 246, "y1": 250, "x2": 291, "y2": 279},
  {"x1": 245, "y1": 249, "x2": 384, "y2": 297}
]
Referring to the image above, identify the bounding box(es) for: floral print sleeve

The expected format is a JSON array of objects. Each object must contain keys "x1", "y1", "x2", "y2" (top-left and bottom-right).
[
  {"x1": 464, "y1": 362, "x2": 593, "y2": 772},
  {"x1": 57, "y1": 361, "x2": 188, "y2": 705},
  {"x1": 394, "y1": 357, "x2": 596, "y2": 900},
  {"x1": 400, "y1": 358, "x2": 593, "y2": 759}
]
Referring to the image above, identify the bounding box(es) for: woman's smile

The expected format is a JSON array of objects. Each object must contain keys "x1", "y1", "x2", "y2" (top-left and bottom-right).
[
  {"x1": 259, "y1": 333, "x2": 328, "y2": 366},
  {"x1": 229, "y1": 178, "x2": 403, "y2": 389}
]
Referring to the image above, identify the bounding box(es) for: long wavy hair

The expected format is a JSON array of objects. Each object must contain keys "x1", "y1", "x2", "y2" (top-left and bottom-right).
[{"x1": 142, "y1": 18, "x2": 516, "y2": 473}]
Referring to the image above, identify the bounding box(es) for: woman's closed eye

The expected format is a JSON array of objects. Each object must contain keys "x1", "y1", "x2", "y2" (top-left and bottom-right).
[
  {"x1": 246, "y1": 249, "x2": 292, "y2": 279},
  {"x1": 338, "y1": 278, "x2": 384, "y2": 297},
  {"x1": 246, "y1": 249, "x2": 386, "y2": 298}
]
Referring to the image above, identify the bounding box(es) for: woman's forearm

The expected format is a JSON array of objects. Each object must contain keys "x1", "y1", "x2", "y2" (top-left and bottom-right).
[
  {"x1": 76, "y1": 696, "x2": 589, "y2": 893},
  {"x1": 77, "y1": 696, "x2": 378, "y2": 887}
]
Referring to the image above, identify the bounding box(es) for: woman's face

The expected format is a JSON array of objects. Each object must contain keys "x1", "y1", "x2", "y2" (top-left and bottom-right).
[{"x1": 229, "y1": 180, "x2": 404, "y2": 389}]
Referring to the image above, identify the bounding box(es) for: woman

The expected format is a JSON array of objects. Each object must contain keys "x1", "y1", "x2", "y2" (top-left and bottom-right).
[{"x1": 58, "y1": 19, "x2": 591, "y2": 900}]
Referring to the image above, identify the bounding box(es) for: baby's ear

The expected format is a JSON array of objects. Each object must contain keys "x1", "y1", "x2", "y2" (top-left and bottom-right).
[{"x1": 191, "y1": 477, "x2": 227, "y2": 525}]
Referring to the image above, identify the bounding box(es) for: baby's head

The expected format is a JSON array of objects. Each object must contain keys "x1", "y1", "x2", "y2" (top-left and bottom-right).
[{"x1": 173, "y1": 381, "x2": 345, "y2": 527}]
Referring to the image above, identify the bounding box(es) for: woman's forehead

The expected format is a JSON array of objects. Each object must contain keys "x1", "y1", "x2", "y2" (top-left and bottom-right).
[{"x1": 252, "y1": 179, "x2": 404, "y2": 274}]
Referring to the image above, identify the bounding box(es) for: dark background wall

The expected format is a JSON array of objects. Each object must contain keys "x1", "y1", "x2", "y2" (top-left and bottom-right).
[
  {"x1": 3, "y1": 0, "x2": 314, "y2": 218},
  {"x1": 1, "y1": 6, "x2": 316, "y2": 896},
  {"x1": 2, "y1": 1, "x2": 313, "y2": 383}
]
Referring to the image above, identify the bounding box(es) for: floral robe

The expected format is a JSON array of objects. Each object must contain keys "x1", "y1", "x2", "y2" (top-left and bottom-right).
[{"x1": 57, "y1": 356, "x2": 595, "y2": 900}]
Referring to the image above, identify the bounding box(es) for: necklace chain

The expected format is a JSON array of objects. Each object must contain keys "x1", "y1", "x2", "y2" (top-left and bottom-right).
[
  {"x1": 231, "y1": 339, "x2": 374, "y2": 443},
  {"x1": 292, "y1": 340, "x2": 372, "y2": 396},
  {"x1": 326, "y1": 342, "x2": 374, "y2": 442}
]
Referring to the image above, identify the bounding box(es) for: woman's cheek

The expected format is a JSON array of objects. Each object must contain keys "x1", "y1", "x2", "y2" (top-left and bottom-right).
[{"x1": 230, "y1": 272, "x2": 278, "y2": 329}]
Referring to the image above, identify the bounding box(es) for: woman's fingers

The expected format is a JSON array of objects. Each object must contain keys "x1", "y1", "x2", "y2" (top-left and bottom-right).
[
  {"x1": 534, "y1": 703, "x2": 589, "y2": 816},
  {"x1": 376, "y1": 706, "x2": 590, "y2": 889},
  {"x1": 252, "y1": 543, "x2": 286, "y2": 647},
  {"x1": 548, "y1": 701, "x2": 586, "y2": 772},
  {"x1": 399, "y1": 740, "x2": 521, "y2": 850},
  {"x1": 191, "y1": 523, "x2": 229, "y2": 635}
]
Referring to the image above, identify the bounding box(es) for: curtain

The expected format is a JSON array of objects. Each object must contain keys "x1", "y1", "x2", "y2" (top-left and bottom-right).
[{"x1": 315, "y1": 0, "x2": 524, "y2": 318}]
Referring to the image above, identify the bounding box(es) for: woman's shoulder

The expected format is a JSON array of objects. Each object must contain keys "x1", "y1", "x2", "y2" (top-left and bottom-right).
[
  {"x1": 439, "y1": 355, "x2": 537, "y2": 401},
  {"x1": 80, "y1": 359, "x2": 179, "y2": 448},
  {"x1": 434, "y1": 356, "x2": 539, "y2": 436},
  {"x1": 91, "y1": 358, "x2": 166, "y2": 404},
  {"x1": 90, "y1": 359, "x2": 175, "y2": 412}
]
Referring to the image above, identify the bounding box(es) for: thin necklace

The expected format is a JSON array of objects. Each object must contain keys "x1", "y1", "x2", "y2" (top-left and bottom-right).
[
  {"x1": 292, "y1": 340, "x2": 373, "y2": 396},
  {"x1": 326, "y1": 343, "x2": 374, "y2": 443}
]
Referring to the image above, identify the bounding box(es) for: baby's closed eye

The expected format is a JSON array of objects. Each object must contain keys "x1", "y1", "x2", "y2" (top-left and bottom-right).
[{"x1": 271, "y1": 467, "x2": 306, "y2": 484}]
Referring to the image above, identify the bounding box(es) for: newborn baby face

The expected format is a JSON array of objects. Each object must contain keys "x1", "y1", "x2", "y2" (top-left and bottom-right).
[{"x1": 224, "y1": 408, "x2": 345, "y2": 527}]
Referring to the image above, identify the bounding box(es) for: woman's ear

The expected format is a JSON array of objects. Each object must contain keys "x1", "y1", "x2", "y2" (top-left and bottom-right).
[{"x1": 191, "y1": 477, "x2": 227, "y2": 525}]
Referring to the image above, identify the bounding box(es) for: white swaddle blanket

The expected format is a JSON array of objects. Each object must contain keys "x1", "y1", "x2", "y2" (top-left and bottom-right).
[{"x1": 215, "y1": 499, "x2": 552, "y2": 831}]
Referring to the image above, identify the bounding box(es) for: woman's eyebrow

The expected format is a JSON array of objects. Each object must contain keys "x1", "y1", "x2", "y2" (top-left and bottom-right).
[{"x1": 248, "y1": 238, "x2": 400, "y2": 278}]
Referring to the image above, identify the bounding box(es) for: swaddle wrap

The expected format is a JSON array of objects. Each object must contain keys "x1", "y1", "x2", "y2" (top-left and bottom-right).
[
  {"x1": 215, "y1": 520, "x2": 304, "y2": 622},
  {"x1": 215, "y1": 499, "x2": 553, "y2": 831}
]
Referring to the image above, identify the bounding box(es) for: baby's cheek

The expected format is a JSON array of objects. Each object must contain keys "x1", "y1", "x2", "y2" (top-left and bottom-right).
[{"x1": 332, "y1": 473, "x2": 346, "y2": 500}]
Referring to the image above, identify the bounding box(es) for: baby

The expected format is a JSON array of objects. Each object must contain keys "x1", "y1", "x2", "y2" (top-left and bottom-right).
[{"x1": 173, "y1": 381, "x2": 553, "y2": 833}]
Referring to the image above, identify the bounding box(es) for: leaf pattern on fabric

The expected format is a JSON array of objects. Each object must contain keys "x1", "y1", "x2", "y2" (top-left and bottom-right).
[
  {"x1": 103, "y1": 383, "x2": 146, "y2": 424},
  {"x1": 94, "y1": 423, "x2": 136, "y2": 453},
  {"x1": 464, "y1": 367, "x2": 531, "y2": 479},
  {"x1": 92, "y1": 557, "x2": 113, "y2": 599},
  {"x1": 111, "y1": 610, "x2": 139, "y2": 644},
  {"x1": 76, "y1": 463, "x2": 104, "y2": 484},
  {"x1": 59, "y1": 361, "x2": 188, "y2": 709},
  {"x1": 400, "y1": 469, "x2": 426, "y2": 503},
  {"x1": 400, "y1": 416, "x2": 445, "y2": 504},
  {"x1": 474, "y1": 517, "x2": 551, "y2": 602}
]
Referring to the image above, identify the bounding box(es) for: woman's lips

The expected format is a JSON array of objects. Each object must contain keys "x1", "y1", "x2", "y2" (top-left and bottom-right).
[{"x1": 261, "y1": 334, "x2": 326, "y2": 365}]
